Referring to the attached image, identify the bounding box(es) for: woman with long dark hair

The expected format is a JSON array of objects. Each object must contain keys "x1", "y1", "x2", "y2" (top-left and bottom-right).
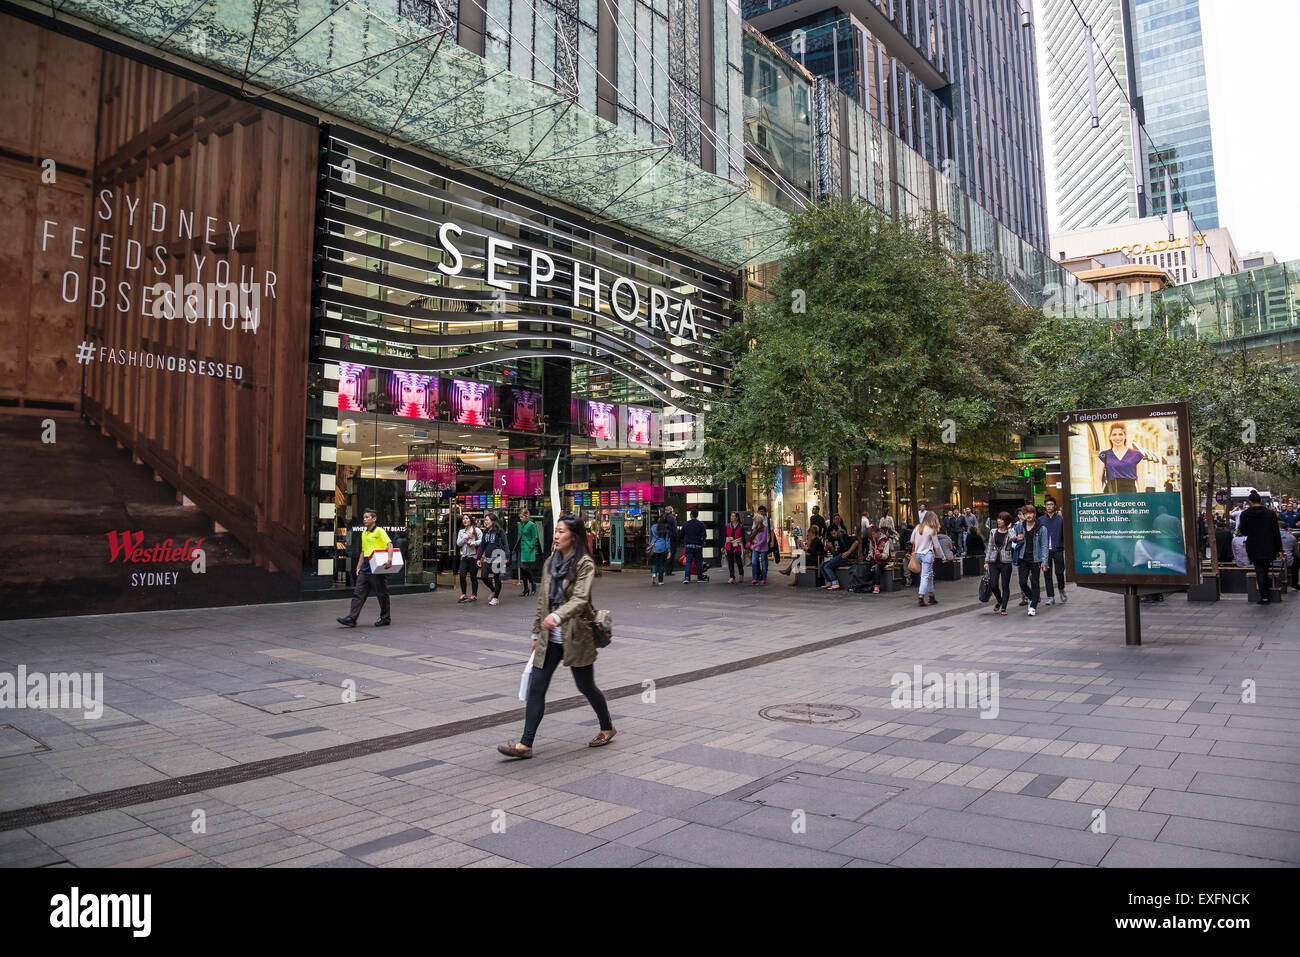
[
  {"x1": 498, "y1": 515, "x2": 614, "y2": 758},
  {"x1": 477, "y1": 511, "x2": 509, "y2": 606}
]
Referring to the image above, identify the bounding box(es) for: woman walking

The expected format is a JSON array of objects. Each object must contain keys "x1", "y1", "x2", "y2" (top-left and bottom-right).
[
  {"x1": 984, "y1": 511, "x2": 1015, "y2": 616},
  {"x1": 478, "y1": 511, "x2": 509, "y2": 606},
  {"x1": 456, "y1": 514, "x2": 482, "y2": 603},
  {"x1": 723, "y1": 511, "x2": 746, "y2": 583},
  {"x1": 748, "y1": 509, "x2": 770, "y2": 584},
  {"x1": 910, "y1": 512, "x2": 950, "y2": 606},
  {"x1": 515, "y1": 508, "x2": 540, "y2": 597},
  {"x1": 498, "y1": 515, "x2": 614, "y2": 759}
]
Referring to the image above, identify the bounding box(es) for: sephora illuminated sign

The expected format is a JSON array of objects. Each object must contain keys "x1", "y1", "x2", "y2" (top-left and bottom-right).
[{"x1": 431, "y1": 222, "x2": 702, "y2": 342}]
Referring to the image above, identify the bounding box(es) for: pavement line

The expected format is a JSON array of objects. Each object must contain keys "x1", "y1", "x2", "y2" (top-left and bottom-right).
[{"x1": 0, "y1": 600, "x2": 985, "y2": 832}]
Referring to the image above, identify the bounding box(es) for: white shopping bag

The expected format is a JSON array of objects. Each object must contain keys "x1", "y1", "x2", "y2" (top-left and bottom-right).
[{"x1": 518, "y1": 649, "x2": 536, "y2": 701}]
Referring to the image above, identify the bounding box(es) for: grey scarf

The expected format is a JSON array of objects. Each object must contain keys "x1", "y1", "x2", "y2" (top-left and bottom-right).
[{"x1": 548, "y1": 550, "x2": 576, "y2": 611}]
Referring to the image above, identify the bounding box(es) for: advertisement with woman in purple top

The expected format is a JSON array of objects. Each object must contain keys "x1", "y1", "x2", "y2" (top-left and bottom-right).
[{"x1": 1093, "y1": 422, "x2": 1148, "y2": 494}]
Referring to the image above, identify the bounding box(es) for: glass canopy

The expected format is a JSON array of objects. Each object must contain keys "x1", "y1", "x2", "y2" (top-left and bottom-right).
[{"x1": 47, "y1": 0, "x2": 790, "y2": 267}]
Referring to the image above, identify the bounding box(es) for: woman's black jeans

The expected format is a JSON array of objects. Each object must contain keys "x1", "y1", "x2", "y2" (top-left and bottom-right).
[
  {"x1": 520, "y1": 643, "x2": 612, "y2": 747},
  {"x1": 725, "y1": 548, "x2": 745, "y2": 580},
  {"x1": 519, "y1": 559, "x2": 537, "y2": 592},
  {"x1": 989, "y1": 560, "x2": 1013, "y2": 611},
  {"x1": 458, "y1": 556, "x2": 479, "y2": 596}
]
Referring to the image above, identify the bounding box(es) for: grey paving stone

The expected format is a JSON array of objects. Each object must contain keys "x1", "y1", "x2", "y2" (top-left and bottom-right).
[
  {"x1": 1128, "y1": 766, "x2": 1195, "y2": 790},
  {"x1": 768, "y1": 725, "x2": 864, "y2": 746},
  {"x1": 266, "y1": 726, "x2": 329, "y2": 739},
  {"x1": 656, "y1": 743, "x2": 791, "y2": 778},
  {"x1": 826, "y1": 824, "x2": 924, "y2": 863},
  {"x1": 554, "y1": 843, "x2": 656, "y2": 868},
  {"x1": 675, "y1": 799, "x2": 758, "y2": 827},
  {"x1": 1186, "y1": 771, "x2": 1300, "y2": 806},
  {"x1": 309, "y1": 855, "x2": 372, "y2": 867},
  {"x1": 722, "y1": 805, "x2": 864, "y2": 851},
  {"x1": 559, "y1": 773, "x2": 710, "y2": 817},
  {"x1": 892, "y1": 835, "x2": 1057, "y2": 867},
  {"x1": 377, "y1": 758, "x2": 446, "y2": 778},
  {"x1": 340, "y1": 827, "x2": 434, "y2": 859},
  {"x1": 1018, "y1": 773, "x2": 1068, "y2": 798},
  {"x1": 1016, "y1": 753, "x2": 1136, "y2": 784},
  {"x1": 638, "y1": 822, "x2": 851, "y2": 868},
  {"x1": 612, "y1": 816, "x2": 691, "y2": 849},
  {"x1": 925, "y1": 727, "x2": 966, "y2": 744},
  {"x1": 1101, "y1": 836, "x2": 1290, "y2": 868},
  {"x1": 466, "y1": 818, "x2": 605, "y2": 867},
  {"x1": 634, "y1": 854, "x2": 705, "y2": 867},
  {"x1": 1170, "y1": 752, "x2": 1300, "y2": 785},
  {"x1": 1140, "y1": 789, "x2": 1300, "y2": 832},
  {"x1": 589, "y1": 811, "x2": 663, "y2": 841},
  {"x1": 1157, "y1": 816, "x2": 1300, "y2": 863},
  {"x1": 903, "y1": 807, "x2": 1114, "y2": 865},
  {"x1": 744, "y1": 774, "x2": 902, "y2": 820}
]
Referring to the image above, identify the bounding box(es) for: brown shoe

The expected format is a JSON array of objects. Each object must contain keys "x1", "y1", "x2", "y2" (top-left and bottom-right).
[
  {"x1": 927, "y1": 594, "x2": 938, "y2": 605},
  {"x1": 917, "y1": 595, "x2": 926, "y2": 607},
  {"x1": 497, "y1": 742, "x2": 532, "y2": 759},
  {"x1": 588, "y1": 728, "x2": 616, "y2": 747}
]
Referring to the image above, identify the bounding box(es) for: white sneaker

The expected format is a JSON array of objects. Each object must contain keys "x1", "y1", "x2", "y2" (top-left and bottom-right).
[
  {"x1": 1059, "y1": 592, "x2": 1067, "y2": 603},
  {"x1": 1046, "y1": 597, "x2": 1055, "y2": 606},
  {"x1": 1028, "y1": 606, "x2": 1037, "y2": 616}
]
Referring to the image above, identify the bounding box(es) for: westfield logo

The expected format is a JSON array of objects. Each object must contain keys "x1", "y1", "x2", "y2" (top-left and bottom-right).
[{"x1": 105, "y1": 531, "x2": 205, "y2": 564}]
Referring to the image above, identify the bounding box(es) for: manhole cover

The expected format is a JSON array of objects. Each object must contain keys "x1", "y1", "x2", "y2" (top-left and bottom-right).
[{"x1": 759, "y1": 703, "x2": 860, "y2": 724}]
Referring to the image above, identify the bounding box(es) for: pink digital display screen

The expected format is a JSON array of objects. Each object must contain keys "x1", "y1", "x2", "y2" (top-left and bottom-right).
[
  {"x1": 337, "y1": 362, "x2": 372, "y2": 413},
  {"x1": 450, "y1": 379, "x2": 497, "y2": 426},
  {"x1": 625, "y1": 406, "x2": 652, "y2": 445},
  {"x1": 576, "y1": 399, "x2": 617, "y2": 440},
  {"x1": 379, "y1": 370, "x2": 437, "y2": 419},
  {"x1": 506, "y1": 388, "x2": 541, "y2": 432}
]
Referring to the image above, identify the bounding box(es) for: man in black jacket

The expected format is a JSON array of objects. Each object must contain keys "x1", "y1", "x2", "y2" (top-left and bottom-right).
[
  {"x1": 681, "y1": 509, "x2": 707, "y2": 583},
  {"x1": 1237, "y1": 492, "x2": 1284, "y2": 604}
]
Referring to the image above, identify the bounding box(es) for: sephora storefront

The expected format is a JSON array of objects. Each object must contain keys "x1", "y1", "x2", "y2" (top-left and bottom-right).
[{"x1": 305, "y1": 129, "x2": 736, "y2": 595}]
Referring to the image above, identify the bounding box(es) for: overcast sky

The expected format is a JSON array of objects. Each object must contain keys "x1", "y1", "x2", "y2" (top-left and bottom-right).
[{"x1": 1034, "y1": 0, "x2": 1299, "y2": 263}]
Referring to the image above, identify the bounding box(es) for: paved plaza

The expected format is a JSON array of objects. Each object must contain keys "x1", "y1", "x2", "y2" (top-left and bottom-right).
[{"x1": 1, "y1": 573, "x2": 1298, "y2": 867}]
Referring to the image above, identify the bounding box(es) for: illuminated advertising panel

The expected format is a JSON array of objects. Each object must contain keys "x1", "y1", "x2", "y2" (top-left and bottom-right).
[{"x1": 1059, "y1": 402, "x2": 1196, "y2": 586}]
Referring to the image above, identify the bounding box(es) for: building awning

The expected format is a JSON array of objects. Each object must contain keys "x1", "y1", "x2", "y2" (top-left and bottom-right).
[{"x1": 32, "y1": 0, "x2": 789, "y2": 268}]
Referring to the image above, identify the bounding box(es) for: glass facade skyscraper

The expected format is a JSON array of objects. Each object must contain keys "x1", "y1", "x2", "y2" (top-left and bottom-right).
[
  {"x1": 1134, "y1": 0, "x2": 1219, "y2": 229},
  {"x1": 744, "y1": 0, "x2": 1051, "y2": 253},
  {"x1": 1042, "y1": 0, "x2": 1219, "y2": 232}
]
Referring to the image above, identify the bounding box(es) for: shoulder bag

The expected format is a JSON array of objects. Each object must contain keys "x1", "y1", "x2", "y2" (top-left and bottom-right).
[
  {"x1": 584, "y1": 602, "x2": 613, "y2": 648},
  {"x1": 977, "y1": 572, "x2": 992, "y2": 603}
]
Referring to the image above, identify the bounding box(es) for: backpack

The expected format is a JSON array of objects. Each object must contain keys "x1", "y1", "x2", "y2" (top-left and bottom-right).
[{"x1": 847, "y1": 563, "x2": 873, "y2": 592}]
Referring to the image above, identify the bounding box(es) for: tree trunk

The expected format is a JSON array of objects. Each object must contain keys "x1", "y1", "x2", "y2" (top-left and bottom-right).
[
  {"x1": 909, "y1": 435, "x2": 918, "y2": 524},
  {"x1": 1206, "y1": 454, "x2": 1219, "y2": 575}
]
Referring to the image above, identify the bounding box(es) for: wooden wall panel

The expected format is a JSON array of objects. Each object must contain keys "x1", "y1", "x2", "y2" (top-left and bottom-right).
[
  {"x1": 0, "y1": 14, "x2": 99, "y2": 412},
  {"x1": 78, "y1": 49, "x2": 315, "y2": 577}
]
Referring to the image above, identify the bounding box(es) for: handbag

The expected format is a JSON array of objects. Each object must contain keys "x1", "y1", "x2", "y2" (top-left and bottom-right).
[
  {"x1": 583, "y1": 602, "x2": 613, "y2": 648},
  {"x1": 907, "y1": 552, "x2": 922, "y2": 575},
  {"x1": 978, "y1": 573, "x2": 992, "y2": 603}
]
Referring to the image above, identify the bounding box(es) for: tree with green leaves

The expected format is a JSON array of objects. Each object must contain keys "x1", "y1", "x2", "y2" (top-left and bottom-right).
[
  {"x1": 685, "y1": 198, "x2": 1038, "y2": 519},
  {"x1": 1026, "y1": 314, "x2": 1300, "y2": 571}
]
